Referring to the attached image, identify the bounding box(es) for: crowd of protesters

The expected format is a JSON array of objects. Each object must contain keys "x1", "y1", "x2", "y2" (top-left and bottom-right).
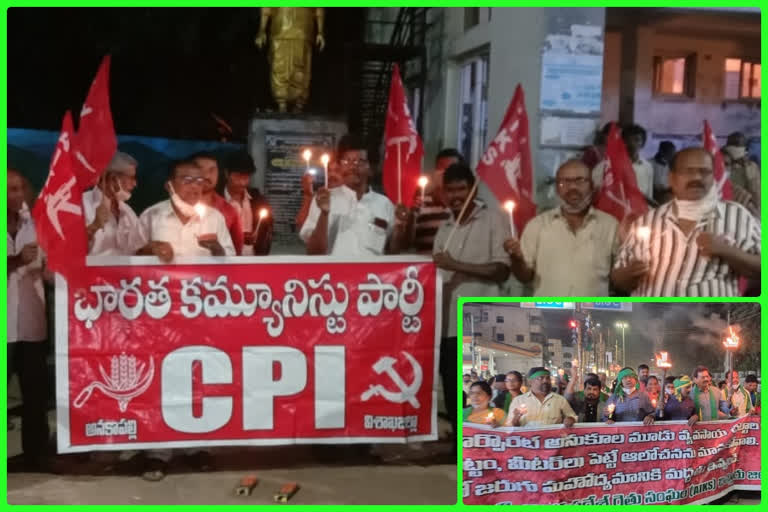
[{"x1": 463, "y1": 364, "x2": 761, "y2": 428}]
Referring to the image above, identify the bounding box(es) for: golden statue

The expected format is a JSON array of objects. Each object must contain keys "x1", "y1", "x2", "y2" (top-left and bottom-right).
[{"x1": 255, "y1": 8, "x2": 325, "y2": 114}]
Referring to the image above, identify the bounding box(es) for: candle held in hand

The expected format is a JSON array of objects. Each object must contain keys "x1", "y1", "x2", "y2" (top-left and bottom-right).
[
  {"x1": 418, "y1": 176, "x2": 428, "y2": 204},
  {"x1": 321, "y1": 153, "x2": 330, "y2": 188},
  {"x1": 503, "y1": 200, "x2": 516, "y2": 238}
]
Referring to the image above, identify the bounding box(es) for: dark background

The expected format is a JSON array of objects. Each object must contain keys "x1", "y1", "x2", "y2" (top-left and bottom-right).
[{"x1": 8, "y1": 7, "x2": 365, "y2": 141}]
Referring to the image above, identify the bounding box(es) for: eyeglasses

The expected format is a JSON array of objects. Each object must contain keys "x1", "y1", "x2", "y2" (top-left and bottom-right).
[
  {"x1": 673, "y1": 168, "x2": 714, "y2": 178},
  {"x1": 556, "y1": 177, "x2": 590, "y2": 187},
  {"x1": 339, "y1": 158, "x2": 369, "y2": 167},
  {"x1": 177, "y1": 176, "x2": 212, "y2": 186},
  {"x1": 504, "y1": 378, "x2": 518, "y2": 383}
]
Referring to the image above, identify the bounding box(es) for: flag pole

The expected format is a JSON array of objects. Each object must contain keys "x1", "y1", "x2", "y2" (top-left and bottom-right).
[
  {"x1": 397, "y1": 142, "x2": 402, "y2": 204},
  {"x1": 441, "y1": 180, "x2": 479, "y2": 251}
]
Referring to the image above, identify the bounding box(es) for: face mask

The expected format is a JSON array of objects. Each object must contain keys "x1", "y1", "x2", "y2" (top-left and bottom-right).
[
  {"x1": 725, "y1": 146, "x2": 747, "y2": 160},
  {"x1": 665, "y1": 388, "x2": 674, "y2": 395},
  {"x1": 674, "y1": 182, "x2": 717, "y2": 222},
  {"x1": 113, "y1": 179, "x2": 131, "y2": 202},
  {"x1": 168, "y1": 182, "x2": 198, "y2": 218},
  {"x1": 622, "y1": 387, "x2": 634, "y2": 396},
  {"x1": 558, "y1": 191, "x2": 593, "y2": 214}
]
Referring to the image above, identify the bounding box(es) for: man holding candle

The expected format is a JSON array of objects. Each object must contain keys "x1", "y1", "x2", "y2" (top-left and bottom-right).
[
  {"x1": 504, "y1": 159, "x2": 618, "y2": 296},
  {"x1": 603, "y1": 367, "x2": 655, "y2": 424},
  {"x1": 506, "y1": 367, "x2": 577, "y2": 427},
  {"x1": 137, "y1": 159, "x2": 235, "y2": 262},
  {"x1": 410, "y1": 148, "x2": 463, "y2": 254},
  {"x1": 300, "y1": 134, "x2": 410, "y2": 256},
  {"x1": 432, "y1": 162, "x2": 510, "y2": 440},
  {"x1": 744, "y1": 374, "x2": 760, "y2": 411},
  {"x1": 223, "y1": 151, "x2": 273, "y2": 255},
  {"x1": 612, "y1": 147, "x2": 761, "y2": 296},
  {"x1": 191, "y1": 152, "x2": 244, "y2": 255},
  {"x1": 296, "y1": 156, "x2": 341, "y2": 230}
]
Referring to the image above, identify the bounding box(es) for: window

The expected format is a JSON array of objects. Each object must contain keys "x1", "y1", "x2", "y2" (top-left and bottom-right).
[
  {"x1": 482, "y1": 311, "x2": 488, "y2": 322},
  {"x1": 496, "y1": 316, "x2": 504, "y2": 323},
  {"x1": 563, "y1": 352, "x2": 573, "y2": 360},
  {"x1": 516, "y1": 335, "x2": 525, "y2": 343},
  {"x1": 464, "y1": 8, "x2": 480, "y2": 30},
  {"x1": 496, "y1": 333, "x2": 505, "y2": 342},
  {"x1": 458, "y1": 54, "x2": 489, "y2": 168},
  {"x1": 724, "y1": 58, "x2": 761, "y2": 100},
  {"x1": 653, "y1": 55, "x2": 696, "y2": 97}
]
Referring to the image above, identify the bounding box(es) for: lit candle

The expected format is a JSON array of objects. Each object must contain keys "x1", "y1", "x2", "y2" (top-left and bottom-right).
[
  {"x1": 418, "y1": 176, "x2": 429, "y2": 203},
  {"x1": 519, "y1": 403, "x2": 527, "y2": 415},
  {"x1": 503, "y1": 200, "x2": 516, "y2": 238},
  {"x1": 194, "y1": 203, "x2": 206, "y2": 237},
  {"x1": 607, "y1": 403, "x2": 615, "y2": 420},
  {"x1": 321, "y1": 153, "x2": 330, "y2": 188},
  {"x1": 254, "y1": 208, "x2": 269, "y2": 239},
  {"x1": 486, "y1": 411, "x2": 495, "y2": 424},
  {"x1": 303, "y1": 149, "x2": 312, "y2": 175},
  {"x1": 651, "y1": 398, "x2": 658, "y2": 408},
  {"x1": 636, "y1": 226, "x2": 651, "y2": 263}
]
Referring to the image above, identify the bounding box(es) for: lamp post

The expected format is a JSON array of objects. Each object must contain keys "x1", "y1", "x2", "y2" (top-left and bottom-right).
[{"x1": 615, "y1": 322, "x2": 628, "y2": 367}]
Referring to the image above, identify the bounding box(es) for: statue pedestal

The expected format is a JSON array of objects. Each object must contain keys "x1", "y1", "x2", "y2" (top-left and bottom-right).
[{"x1": 248, "y1": 115, "x2": 347, "y2": 254}]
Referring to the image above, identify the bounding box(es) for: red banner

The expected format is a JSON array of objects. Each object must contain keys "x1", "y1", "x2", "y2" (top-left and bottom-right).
[
  {"x1": 56, "y1": 258, "x2": 439, "y2": 452},
  {"x1": 594, "y1": 122, "x2": 648, "y2": 221},
  {"x1": 463, "y1": 418, "x2": 760, "y2": 505}
]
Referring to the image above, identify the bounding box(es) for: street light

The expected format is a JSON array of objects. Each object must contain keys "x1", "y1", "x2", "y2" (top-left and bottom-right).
[{"x1": 615, "y1": 322, "x2": 628, "y2": 368}]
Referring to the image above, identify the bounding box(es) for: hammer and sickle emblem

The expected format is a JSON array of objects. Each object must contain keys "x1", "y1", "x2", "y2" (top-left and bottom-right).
[{"x1": 360, "y1": 351, "x2": 423, "y2": 408}]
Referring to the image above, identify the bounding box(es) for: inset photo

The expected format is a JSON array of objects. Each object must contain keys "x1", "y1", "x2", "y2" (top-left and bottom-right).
[{"x1": 462, "y1": 302, "x2": 760, "y2": 505}]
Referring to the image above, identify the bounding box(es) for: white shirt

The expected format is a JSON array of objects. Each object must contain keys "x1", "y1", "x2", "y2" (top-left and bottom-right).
[
  {"x1": 632, "y1": 158, "x2": 654, "y2": 200},
  {"x1": 299, "y1": 186, "x2": 395, "y2": 257},
  {"x1": 138, "y1": 200, "x2": 235, "y2": 257},
  {"x1": 7, "y1": 206, "x2": 46, "y2": 343},
  {"x1": 224, "y1": 188, "x2": 254, "y2": 256},
  {"x1": 83, "y1": 188, "x2": 143, "y2": 256}
]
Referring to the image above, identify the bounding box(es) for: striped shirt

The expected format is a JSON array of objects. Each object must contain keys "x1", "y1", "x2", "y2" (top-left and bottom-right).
[
  {"x1": 412, "y1": 189, "x2": 451, "y2": 254},
  {"x1": 616, "y1": 200, "x2": 760, "y2": 296}
]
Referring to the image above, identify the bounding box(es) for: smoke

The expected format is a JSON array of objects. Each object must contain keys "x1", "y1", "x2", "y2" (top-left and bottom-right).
[{"x1": 633, "y1": 303, "x2": 728, "y2": 350}]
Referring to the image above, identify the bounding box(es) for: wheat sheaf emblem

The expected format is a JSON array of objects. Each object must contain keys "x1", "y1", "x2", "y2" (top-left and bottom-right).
[{"x1": 74, "y1": 353, "x2": 155, "y2": 412}]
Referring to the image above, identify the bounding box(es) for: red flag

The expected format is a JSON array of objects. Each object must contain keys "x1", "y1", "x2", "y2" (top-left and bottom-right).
[
  {"x1": 73, "y1": 55, "x2": 117, "y2": 189},
  {"x1": 703, "y1": 120, "x2": 733, "y2": 200},
  {"x1": 32, "y1": 111, "x2": 88, "y2": 280},
  {"x1": 475, "y1": 84, "x2": 536, "y2": 236},
  {"x1": 382, "y1": 63, "x2": 424, "y2": 206},
  {"x1": 594, "y1": 123, "x2": 649, "y2": 221}
]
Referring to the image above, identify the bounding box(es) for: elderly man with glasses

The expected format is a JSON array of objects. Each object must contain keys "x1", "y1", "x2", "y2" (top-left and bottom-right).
[
  {"x1": 137, "y1": 158, "x2": 235, "y2": 262},
  {"x1": 504, "y1": 159, "x2": 619, "y2": 296}
]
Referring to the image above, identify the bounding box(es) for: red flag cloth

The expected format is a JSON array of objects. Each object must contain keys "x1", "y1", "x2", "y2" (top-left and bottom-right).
[
  {"x1": 593, "y1": 122, "x2": 649, "y2": 221},
  {"x1": 475, "y1": 84, "x2": 536, "y2": 236},
  {"x1": 382, "y1": 63, "x2": 424, "y2": 206},
  {"x1": 32, "y1": 111, "x2": 88, "y2": 280},
  {"x1": 703, "y1": 120, "x2": 733, "y2": 200},
  {"x1": 73, "y1": 55, "x2": 117, "y2": 189}
]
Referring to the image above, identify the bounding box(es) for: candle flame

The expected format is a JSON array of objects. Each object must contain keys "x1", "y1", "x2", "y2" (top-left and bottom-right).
[
  {"x1": 303, "y1": 149, "x2": 312, "y2": 161},
  {"x1": 503, "y1": 200, "x2": 516, "y2": 213},
  {"x1": 308, "y1": 168, "x2": 316, "y2": 176},
  {"x1": 321, "y1": 153, "x2": 330, "y2": 166},
  {"x1": 418, "y1": 176, "x2": 429, "y2": 188},
  {"x1": 637, "y1": 226, "x2": 651, "y2": 240},
  {"x1": 607, "y1": 403, "x2": 616, "y2": 413},
  {"x1": 259, "y1": 208, "x2": 269, "y2": 219},
  {"x1": 194, "y1": 203, "x2": 206, "y2": 218}
]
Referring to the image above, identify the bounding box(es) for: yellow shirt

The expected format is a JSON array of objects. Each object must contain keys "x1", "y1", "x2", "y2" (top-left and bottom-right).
[
  {"x1": 464, "y1": 407, "x2": 506, "y2": 425},
  {"x1": 507, "y1": 391, "x2": 577, "y2": 427}
]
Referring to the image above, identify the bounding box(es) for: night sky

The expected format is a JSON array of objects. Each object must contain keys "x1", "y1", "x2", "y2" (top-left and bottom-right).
[{"x1": 8, "y1": 7, "x2": 365, "y2": 140}]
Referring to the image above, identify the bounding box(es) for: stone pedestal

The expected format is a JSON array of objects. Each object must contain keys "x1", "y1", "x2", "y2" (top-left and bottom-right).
[{"x1": 247, "y1": 115, "x2": 347, "y2": 254}]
